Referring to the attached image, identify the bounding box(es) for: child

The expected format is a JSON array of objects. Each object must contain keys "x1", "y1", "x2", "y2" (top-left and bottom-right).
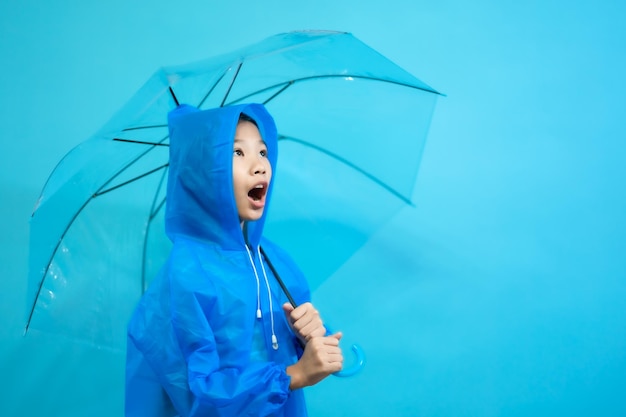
[{"x1": 125, "y1": 103, "x2": 343, "y2": 417}]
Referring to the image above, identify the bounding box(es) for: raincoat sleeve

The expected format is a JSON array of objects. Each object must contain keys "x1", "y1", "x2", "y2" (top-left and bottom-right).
[{"x1": 169, "y1": 266, "x2": 294, "y2": 417}]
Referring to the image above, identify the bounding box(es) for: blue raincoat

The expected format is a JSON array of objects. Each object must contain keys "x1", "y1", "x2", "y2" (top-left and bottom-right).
[{"x1": 125, "y1": 103, "x2": 310, "y2": 416}]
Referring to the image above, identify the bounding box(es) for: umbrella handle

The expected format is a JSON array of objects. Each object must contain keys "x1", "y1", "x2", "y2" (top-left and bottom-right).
[
  {"x1": 333, "y1": 342, "x2": 365, "y2": 378},
  {"x1": 258, "y1": 247, "x2": 365, "y2": 377},
  {"x1": 325, "y1": 325, "x2": 365, "y2": 377}
]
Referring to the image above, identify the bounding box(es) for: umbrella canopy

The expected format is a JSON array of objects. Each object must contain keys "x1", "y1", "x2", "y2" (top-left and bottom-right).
[{"x1": 26, "y1": 30, "x2": 441, "y2": 351}]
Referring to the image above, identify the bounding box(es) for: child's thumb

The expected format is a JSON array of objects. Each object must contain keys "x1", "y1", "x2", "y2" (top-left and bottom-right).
[
  {"x1": 282, "y1": 302, "x2": 294, "y2": 314},
  {"x1": 331, "y1": 331, "x2": 343, "y2": 341}
]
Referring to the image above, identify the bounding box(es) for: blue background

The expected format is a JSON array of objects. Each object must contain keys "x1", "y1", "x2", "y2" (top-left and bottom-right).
[{"x1": 1, "y1": 1, "x2": 625, "y2": 415}]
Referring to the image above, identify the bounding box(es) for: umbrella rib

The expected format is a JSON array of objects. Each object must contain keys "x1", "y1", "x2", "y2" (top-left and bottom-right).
[
  {"x1": 278, "y1": 135, "x2": 412, "y2": 205},
  {"x1": 25, "y1": 144, "x2": 169, "y2": 333},
  {"x1": 96, "y1": 163, "x2": 169, "y2": 197},
  {"x1": 142, "y1": 169, "x2": 169, "y2": 293},
  {"x1": 24, "y1": 196, "x2": 94, "y2": 334},
  {"x1": 97, "y1": 135, "x2": 168, "y2": 195},
  {"x1": 113, "y1": 138, "x2": 169, "y2": 147},
  {"x1": 261, "y1": 81, "x2": 293, "y2": 105},
  {"x1": 226, "y1": 74, "x2": 441, "y2": 106},
  {"x1": 151, "y1": 196, "x2": 166, "y2": 221},
  {"x1": 196, "y1": 66, "x2": 234, "y2": 109},
  {"x1": 107, "y1": 63, "x2": 238, "y2": 132},
  {"x1": 220, "y1": 62, "x2": 243, "y2": 107},
  {"x1": 122, "y1": 124, "x2": 168, "y2": 132},
  {"x1": 98, "y1": 72, "x2": 439, "y2": 132}
]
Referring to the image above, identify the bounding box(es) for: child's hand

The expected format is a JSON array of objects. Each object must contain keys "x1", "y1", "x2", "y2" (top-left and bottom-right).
[
  {"x1": 283, "y1": 302, "x2": 326, "y2": 343},
  {"x1": 286, "y1": 332, "x2": 343, "y2": 389}
]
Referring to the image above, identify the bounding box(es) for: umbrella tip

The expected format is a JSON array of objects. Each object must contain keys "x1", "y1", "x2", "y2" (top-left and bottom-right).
[{"x1": 169, "y1": 86, "x2": 180, "y2": 107}]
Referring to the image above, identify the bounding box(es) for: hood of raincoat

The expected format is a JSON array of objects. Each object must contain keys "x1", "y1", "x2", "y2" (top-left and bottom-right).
[
  {"x1": 127, "y1": 103, "x2": 311, "y2": 417},
  {"x1": 165, "y1": 103, "x2": 278, "y2": 249}
]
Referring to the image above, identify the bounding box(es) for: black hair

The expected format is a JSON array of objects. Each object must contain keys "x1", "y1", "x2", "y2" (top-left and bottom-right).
[{"x1": 238, "y1": 112, "x2": 258, "y2": 127}]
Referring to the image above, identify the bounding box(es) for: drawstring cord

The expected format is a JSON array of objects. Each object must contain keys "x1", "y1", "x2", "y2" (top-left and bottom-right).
[
  {"x1": 257, "y1": 246, "x2": 279, "y2": 350},
  {"x1": 245, "y1": 244, "x2": 279, "y2": 350},
  {"x1": 244, "y1": 245, "x2": 262, "y2": 319}
]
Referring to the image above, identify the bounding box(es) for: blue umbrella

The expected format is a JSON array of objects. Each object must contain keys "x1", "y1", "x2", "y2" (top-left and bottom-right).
[{"x1": 25, "y1": 30, "x2": 441, "y2": 374}]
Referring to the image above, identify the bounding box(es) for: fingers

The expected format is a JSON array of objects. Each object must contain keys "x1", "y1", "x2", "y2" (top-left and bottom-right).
[
  {"x1": 309, "y1": 335, "x2": 344, "y2": 369},
  {"x1": 284, "y1": 302, "x2": 326, "y2": 341},
  {"x1": 288, "y1": 302, "x2": 314, "y2": 321},
  {"x1": 309, "y1": 335, "x2": 343, "y2": 357},
  {"x1": 321, "y1": 334, "x2": 343, "y2": 368},
  {"x1": 325, "y1": 353, "x2": 344, "y2": 371},
  {"x1": 292, "y1": 334, "x2": 345, "y2": 387},
  {"x1": 329, "y1": 331, "x2": 343, "y2": 342},
  {"x1": 317, "y1": 332, "x2": 342, "y2": 346},
  {"x1": 299, "y1": 320, "x2": 326, "y2": 340},
  {"x1": 305, "y1": 338, "x2": 343, "y2": 367}
]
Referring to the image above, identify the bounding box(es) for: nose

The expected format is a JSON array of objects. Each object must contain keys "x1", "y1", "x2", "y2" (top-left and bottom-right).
[{"x1": 252, "y1": 159, "x2": 267, "y2": 175}]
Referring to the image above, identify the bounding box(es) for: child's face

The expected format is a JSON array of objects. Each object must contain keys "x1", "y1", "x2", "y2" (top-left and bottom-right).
[{"x1": 232, "y1": 120, "x2": 272, "y2": 226}]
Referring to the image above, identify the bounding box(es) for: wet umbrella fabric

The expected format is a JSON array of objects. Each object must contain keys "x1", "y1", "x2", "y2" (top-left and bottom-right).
[{"x1": 26, "y1": 30, "x2": 441, "y2": 352}]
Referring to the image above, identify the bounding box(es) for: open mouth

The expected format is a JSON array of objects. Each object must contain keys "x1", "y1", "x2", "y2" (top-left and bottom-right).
[{"x1": 248, "y1": 182, "x2": 267, "y2": 202}]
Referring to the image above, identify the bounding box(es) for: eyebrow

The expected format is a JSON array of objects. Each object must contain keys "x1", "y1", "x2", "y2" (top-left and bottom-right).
[{"x1": 233, "y1": 138, "x2": 267, "y2": 146}]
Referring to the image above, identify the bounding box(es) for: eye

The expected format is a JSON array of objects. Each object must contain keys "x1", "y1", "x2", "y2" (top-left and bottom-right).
[
  {"x1": 234, "y1": 148, "x2": 243, "y2": 157},
  {"x1": 260, "y1": 149, "x2": 267, "y2": 157}
]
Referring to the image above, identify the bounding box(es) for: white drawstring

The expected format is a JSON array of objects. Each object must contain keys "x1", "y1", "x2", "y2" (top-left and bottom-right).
[
  {"x1": 244, "y1": 244, "x2": 279, "y2": 350},
  {"x1": 257, "y1": 246, "x2": 278, "y2": 350},
  {"x1": 244, "y1": 245, "x2": 262, "y2": 320}
]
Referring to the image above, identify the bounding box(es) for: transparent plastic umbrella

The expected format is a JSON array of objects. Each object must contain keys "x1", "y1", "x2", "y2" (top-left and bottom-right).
[{"x1": 25, "y1": 30, "x2": 441, "y2": 364}]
